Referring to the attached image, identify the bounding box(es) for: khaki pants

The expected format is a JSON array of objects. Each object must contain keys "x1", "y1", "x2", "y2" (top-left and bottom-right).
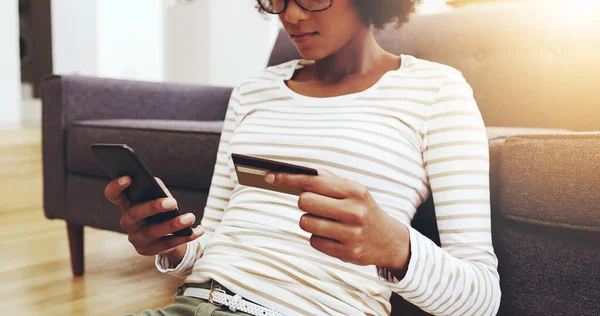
[{"x1": 123, "y1": 283, "x2": 252, "y2": 316}]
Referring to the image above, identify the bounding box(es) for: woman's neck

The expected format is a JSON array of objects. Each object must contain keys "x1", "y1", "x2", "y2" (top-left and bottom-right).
[{"x1": 313, "y1": 29, "x2": 389, "y2": 83}]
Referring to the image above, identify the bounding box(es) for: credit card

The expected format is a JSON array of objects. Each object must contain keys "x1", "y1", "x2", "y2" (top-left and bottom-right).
[{"x1": 231, "y1": 153, "x2": 318, "y2": 196}]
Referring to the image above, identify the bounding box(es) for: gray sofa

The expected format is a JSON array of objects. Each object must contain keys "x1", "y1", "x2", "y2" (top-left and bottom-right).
[{"x1": 42, "y1": 1, "x2": 599, "y2": 315}]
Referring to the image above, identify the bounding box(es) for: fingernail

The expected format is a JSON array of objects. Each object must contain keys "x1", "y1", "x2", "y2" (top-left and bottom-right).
[
  {"x1": 180, "y1": 214, "x2": 194, "y2": 225},
  {"x1": 193, "y1": 226, "x2": 205, "y2": 235},
  {"x1": 118, "y1": 176, "x2": 129, "y2": 186},
  {"x1": 265, "y1": 173, "x2": 275, "y2": 184},
  {"x1": 161, "y1": 198, "x2": 176, "y2": 210}
]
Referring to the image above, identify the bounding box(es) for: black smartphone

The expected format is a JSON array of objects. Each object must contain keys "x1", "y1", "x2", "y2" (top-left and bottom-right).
[{"x1": 90, "y1": 143, "x2": 193, "y2": 237}]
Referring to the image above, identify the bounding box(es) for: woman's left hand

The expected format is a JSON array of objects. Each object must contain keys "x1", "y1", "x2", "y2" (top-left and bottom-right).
[{"x1": 264, "y1": 168, "x2": 411, "y2": 272}]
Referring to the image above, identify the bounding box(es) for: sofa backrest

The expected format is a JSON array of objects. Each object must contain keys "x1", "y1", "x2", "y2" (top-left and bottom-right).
[{"x1": 267, "y1": 0, "x2": 600, "y2": 131}]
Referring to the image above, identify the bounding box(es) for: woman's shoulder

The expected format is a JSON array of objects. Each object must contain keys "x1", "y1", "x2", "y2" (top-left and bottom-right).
[
  {"x1": 396, "y1": 54, "x2": 467, "y2": 83},
  {"x1": 237, "y1": 59, "x2": 304, "y2": 88},
  {"x1": 393, "y1": 55, "x2": 478, "y2": 114}
]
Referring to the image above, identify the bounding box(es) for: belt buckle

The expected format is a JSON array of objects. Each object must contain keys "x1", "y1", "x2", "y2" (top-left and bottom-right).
[{"x1": 208, "y1": 287, "x2": 226, "y2": 306}]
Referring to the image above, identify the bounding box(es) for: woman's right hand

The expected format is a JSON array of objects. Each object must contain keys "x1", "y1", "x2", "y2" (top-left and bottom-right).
[{"x1": 103, "y1": 176, "x2": 204, "y2": 263}]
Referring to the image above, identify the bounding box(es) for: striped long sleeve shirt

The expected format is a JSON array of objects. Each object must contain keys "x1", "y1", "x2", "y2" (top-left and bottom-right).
[{"x1": 156, "y1": 54, "x2": 501, "y2": 316}]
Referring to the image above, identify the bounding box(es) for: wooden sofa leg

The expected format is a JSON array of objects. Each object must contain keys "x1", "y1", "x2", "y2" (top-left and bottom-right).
[{"x1": 66, "y1": 222, "x2": 84, "y2": 276}]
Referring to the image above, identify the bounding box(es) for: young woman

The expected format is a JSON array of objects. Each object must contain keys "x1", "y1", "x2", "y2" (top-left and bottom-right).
[{"x1": 106, "y1": 0, "x2": 501, "y2": 315}]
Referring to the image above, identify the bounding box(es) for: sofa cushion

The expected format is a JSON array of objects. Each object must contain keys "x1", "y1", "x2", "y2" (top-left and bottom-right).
[
  {"x1": 486, "y1": 127, "x2": 571, "y2": 216},
  {"x1": 494, "y1": 218, "x2": 600, "y2": 316},
  {"x1": 486, "y1": 127, "x2": 571, "y2": 140},
  {"x1": 500, "y1": 133, "x2": 600, "y2": 232},
  {"x1": 66, "y1": 119, "x2": 223, "y2": 191}
]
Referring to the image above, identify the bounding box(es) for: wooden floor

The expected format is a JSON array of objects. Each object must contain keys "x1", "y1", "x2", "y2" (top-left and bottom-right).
[{"x1": 0, "y1": 128, "x2": 181, "y2": 315}]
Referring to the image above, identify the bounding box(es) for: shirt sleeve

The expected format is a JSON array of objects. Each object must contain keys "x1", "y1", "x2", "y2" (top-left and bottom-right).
[
  {"x1": 379, "y1": 72, "x2": 502, "y2": 315},
  {"x1": 155, "y1": 86, "x2": 241, "y2": 278}
]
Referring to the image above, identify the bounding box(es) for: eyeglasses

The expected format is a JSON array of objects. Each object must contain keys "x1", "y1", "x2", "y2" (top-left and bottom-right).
[{"x1": 257, "y1": 0, "x2": 333, "y2": 14}]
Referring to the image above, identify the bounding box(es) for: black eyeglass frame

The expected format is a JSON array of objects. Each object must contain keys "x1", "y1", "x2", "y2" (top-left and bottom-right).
[{"x1": 257, "y1": 0, "x2": 333, "y2": 14}]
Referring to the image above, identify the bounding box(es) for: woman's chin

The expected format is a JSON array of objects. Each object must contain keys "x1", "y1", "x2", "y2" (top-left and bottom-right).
[{"x1": 296, "y1": 47, "x2": 329, "y2": 61}]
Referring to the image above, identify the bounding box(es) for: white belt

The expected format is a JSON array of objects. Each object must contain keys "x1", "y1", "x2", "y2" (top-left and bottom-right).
[{"x1": 183, "y1": 287, "x2": 285, "y2": 316}]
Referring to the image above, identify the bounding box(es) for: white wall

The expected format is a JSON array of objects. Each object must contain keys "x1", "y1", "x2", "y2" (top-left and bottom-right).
[
  {"x1": 51, "y1": 0, "x2": 279, "y2": 86},
  {"x1": 165, "y1": 0, "x2": 212, "y2": 85},
  {"x1": 166, "y1": 0, "x2": 279, "y2": 86},
  {"x1": 0, "y1": 0, "x2": 21, "y2": 128},
  {"x1": 97, "y1": 0, "x2": 164, "y2": 81},
  {"x1": 51, "y1": 0, "x2": 98, "y2": 76},
  {"x1": 207, "y1": 0, "x2": 279, "y2": 86},
  {"x1": 52, "y1": 0, "x2": 165, "y2": 81}
]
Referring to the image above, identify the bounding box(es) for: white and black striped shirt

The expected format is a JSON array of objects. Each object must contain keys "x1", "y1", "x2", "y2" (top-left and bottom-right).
[{"x1": 157, "y1": 54, "x2": 501, "y2": 316}]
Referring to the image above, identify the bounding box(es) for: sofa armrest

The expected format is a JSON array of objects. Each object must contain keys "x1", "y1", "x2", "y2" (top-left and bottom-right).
[
  {"x1": 500, "y1": 132, "x2": 600, "y2": 232},
  {"x1": 41, "y1": 75, "x2": 234, "y2": 122},
  {"x1": 40, "y1": 75, "x2": 233, "y2": 220}
]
